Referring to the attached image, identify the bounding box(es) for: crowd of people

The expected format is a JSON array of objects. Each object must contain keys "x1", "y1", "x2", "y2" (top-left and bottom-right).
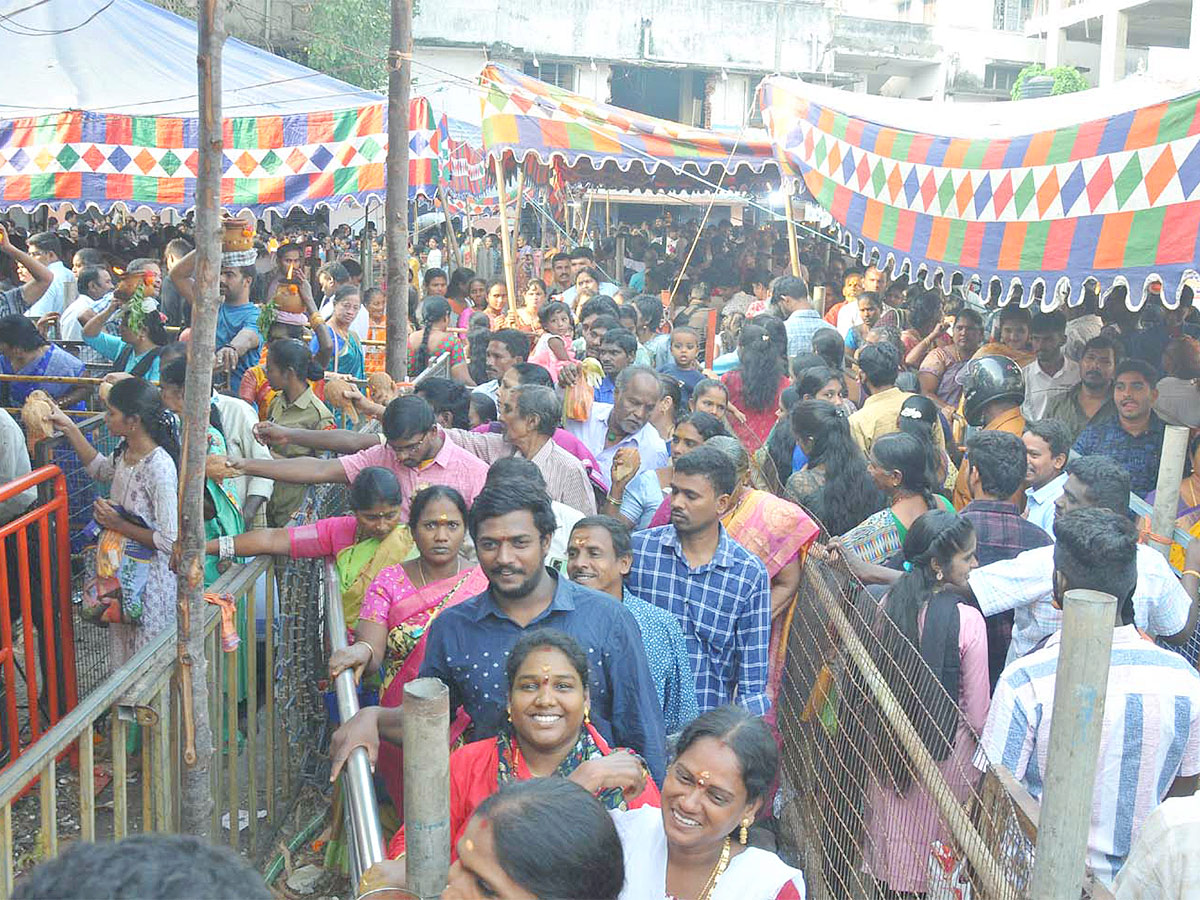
[{"x1": 3, "y1": 204, "x2": 1200, "y2": 898}]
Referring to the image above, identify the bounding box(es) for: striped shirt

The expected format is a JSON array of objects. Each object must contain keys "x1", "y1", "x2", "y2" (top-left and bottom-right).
[
  {"x1": 976, "y1": 626, "x2": 1200, "y2": 885},
  {"x1": 444, "y1": 429, "x2": 597, "y2": 515},
  {"x1": 968, "y1": 543, "x2": 1191, "y2": 664}
]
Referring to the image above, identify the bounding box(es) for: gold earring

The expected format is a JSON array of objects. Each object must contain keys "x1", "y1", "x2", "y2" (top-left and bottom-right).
[
  {"x1": 506, "y1": 707, "x2": 512, "y2": 724},
  {"x1": 739, "y1": 818, "x2": 750, "y2": 845},
  {"x1": 584, "y1": 706, "x2": 591, "y2": 725}
]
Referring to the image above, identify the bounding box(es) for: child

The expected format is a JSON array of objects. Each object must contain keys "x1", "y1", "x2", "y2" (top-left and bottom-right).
[
  {"x1": 658, "y1": 325, "x2": 705, "y2": 406},
  {"x1": 845, "y1": 291, "x2": 883, "y2": 356},
  {"x1": 527, "y1": 300, "x2": 577, "y2": 384}
]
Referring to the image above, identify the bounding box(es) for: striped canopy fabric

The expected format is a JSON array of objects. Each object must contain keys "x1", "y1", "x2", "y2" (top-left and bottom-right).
[
  {"x1": 760, "y1": 76, "x2": 1200, "y2": 309},
  {"x1": 480, "y1": 64, "x2": 779, "y2": 193}
]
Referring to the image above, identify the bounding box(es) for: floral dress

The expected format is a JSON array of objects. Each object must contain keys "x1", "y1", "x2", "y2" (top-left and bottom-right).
[{"x1": 85, "y1": 446, "x2": 178, "y2": 667}]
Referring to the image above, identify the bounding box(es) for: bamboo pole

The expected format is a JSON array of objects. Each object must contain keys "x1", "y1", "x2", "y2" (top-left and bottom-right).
[
  {"x1": 512, "y1": 167, "x2": 525, "y2": 252},
  {"x1": 1149, "y1": 425, "x2": 1190, "y2": 559},
  {"x1": 1030, "y1": 590, "x2": 1117, "y2": 899},
  {"x1": 784, "y1": 188, "x2": 801, "y2": 278},
  {"x1": 580, "y1": 195, "x2": 593, "y2": 245},
  {"x1": 493, "y1": 157, "x2": 518, "y2": 315},
  {"x1": 402, "y1": 678, "x2": 450, "y2": 898},
  {"x1": 177, "y1": 0, "x2": 221, "y2": 836},
  {"x1": 437, "y1": 184, "x2": 462, "y2": 273},
  {"x1": 385, "y1": 0, "x2": 412, "y2": 380}
]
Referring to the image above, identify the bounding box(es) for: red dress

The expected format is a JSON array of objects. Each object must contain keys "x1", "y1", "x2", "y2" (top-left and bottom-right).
[
  {"x1": 721, "y1": 370, "x2": 788, "y2": 451},
  {"x1": 386, "y1": 722, "x2": 660, "y2": 860}
]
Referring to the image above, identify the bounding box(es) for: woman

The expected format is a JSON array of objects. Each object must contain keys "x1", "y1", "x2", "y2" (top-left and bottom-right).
[
  {"x1": 444, "y1": 267, "x2": 477, "y2": 322},
  {"x1": 48, "y1": 378, "x2": 179, "y2": 667},
  {"x1": 457, "y1": 277, "x2": 488, "y2": 329},
  {"x1": 260, "y1": 339, "x2": 335, "y2": 527},
  {"x1": 785, "y1": 400, "x2": 884, "y2": 536},
  {"x1": 1146, "y1": 431, "x2": 1200, "y2": 571},
  {"x1": 479, "y1": 279, "x2": 509, "y2": 330},
  {"x1": 613, "y1": 706, "x2": 806, "y2": 900},
  {"x1": 861, "y1": 511, "x2": 989, "y2": 895},
  {"x1": 329, "y1": 486, "x2": 487, "y2": 807},
  {"x1": 385, "y1": 629, "x2": 660, "y2": 862},
  {"x1": 363, "y1": 286, "x2": 387, "y2": 375},
  {"x1": 897, "y1": 394, "x2": 957, "y2": 494},
  {"x1": 720, "y1": 322, "x2": 788, "y2": 451},
  {"x1": 513, "y1": 278, "x2": 547, "y2": 333},
  {"x1": 900, "y1": 290, "x2": 947, "y2": 364},
  {"x1": 0, "y1": 314, "x2": 88, "y2": 408},
  {"x1": 408, "y1": 297, "x2": 470, "y2": 381},
  {"x1": 206, "y1": 466, "x2": 414, "y2": 627},
  {"x1": 651, "y1": 374, "x2": 683, "y2": 444},
  {"x1": 318, "y1": 285, "x2": 364, "y2": 379},
  {"x1": 708, "y1": 436, "x2": 819, "y2": 726},
  {"x1": 839, "y1": 432, "x2": 953, "y2": 566},
  {"x1": 610, "y1": 412, "x2": 727, "y2": 530},
  {"x1": 81, "y1": 283, "x2": 171, "y2": 382}
]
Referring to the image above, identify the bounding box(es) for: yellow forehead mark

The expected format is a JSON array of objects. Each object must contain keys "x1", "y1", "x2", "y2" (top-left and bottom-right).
[
  {"x1": 697, "y1": 770, "x2": 711, "y2": 787},
  {"x1": 463, "y1": 839, "x2": 474, "y2": 852}
]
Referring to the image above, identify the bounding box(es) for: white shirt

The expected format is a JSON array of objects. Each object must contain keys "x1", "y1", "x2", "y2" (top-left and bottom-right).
[
  {"x1": 318, "y1": 298, "x2": 369, "y2": 341},
  {"x1": 565, "y1": 401, "x2": 669, "y2": 491},
  {"x1": 969, "y1": 543, "x2": 1192, "y2": 664},
  {"x1": 473, "y1": 380, "x2": 499, "y2": 405},
  {"x1": 559, "y1": 281, "x2": 620, "y2": 308},
  {"x1": 1113, "y1": 794, "x2": 1200, "y2": 898},
  {"x1": 1023, "y1": 472, "x2": 1066, "y2": 538},
  {"x1": 0, "y1": 410, "x2": 36, "y2": 523},
  {"x1": 26, "y1": 260, "x2": 74, "y2": 318},
  {"x1": 59, "y1": 293, "x2": 103, "y2": 342},
  {"x1": 426, "y1": 249, "x2": 443, "y2": 269},
  {"x1": 548, "y1": 499, "x2": 585, "y2": 572},
  {"x1": 835, "y1": 298, "x2": 862, "y2": 337},
  {"x1": 1022, "y1": 357, "x2": 1080, "y2": 420}
]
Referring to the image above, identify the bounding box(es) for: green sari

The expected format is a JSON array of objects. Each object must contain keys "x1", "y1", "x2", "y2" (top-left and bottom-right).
[{"x1": 203, "y1": 427, "x2": 248, "y2": 700}]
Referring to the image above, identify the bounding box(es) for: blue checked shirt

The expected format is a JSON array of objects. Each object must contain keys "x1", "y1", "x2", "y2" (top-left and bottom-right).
[
  {"x1": 784, "y1": 308, "x2": 838, "y2": 357},
  {"x1": 1072, "y1": 413, "x2": 1166, "y2": 498},
  {"x1": 627, "y1": 525, "x2": 772, "y2": 716}
]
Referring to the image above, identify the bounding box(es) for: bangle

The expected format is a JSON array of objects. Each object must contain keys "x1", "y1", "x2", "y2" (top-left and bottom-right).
[
  {"x1": 309, "y1": 313, "x2": 324, "y2": 326},
  {"x1": 1183, "y1": 569, "x2": 1200, "y2": 580},
  {"x1": 218, "y1": 535, "x2": 236, "y2": 560}
]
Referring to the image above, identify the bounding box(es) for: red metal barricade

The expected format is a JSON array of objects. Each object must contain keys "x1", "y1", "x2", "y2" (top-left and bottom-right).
[{"x1": 0, "y1": 466, "x2": 78, "y2": 770}]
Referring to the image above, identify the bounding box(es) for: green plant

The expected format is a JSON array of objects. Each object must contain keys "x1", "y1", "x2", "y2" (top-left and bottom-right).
[
  {"x1": 305, "y1": 0, "x2": 392, "y2": 91},
  {"x1": 1010, "y1": 63, "x2": 1089, "y2": 100}
]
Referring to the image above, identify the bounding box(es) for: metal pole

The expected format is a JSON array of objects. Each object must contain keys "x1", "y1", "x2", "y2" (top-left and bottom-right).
[
  {"x1": 1030, "y1": 589, "x2": 1117, "y2": 900},
  {"x1": 403, "y1": 678, "x2": 450, "y2": 899},
  {"x1": 360, "y1": 201, "x2": 374, "y2": 290},
  {"x1": 493, "y1": 157, "x2": 518, "y2": 316},
  {"x1": 1149, "y1": 424, "x2": 1190, "y2": 559},
  {"x1": 385, "y1": 0, "x2": 412, "y2": 380},
  {"x1": 323, "y1": 561, "x2": 386, "y2": 886},
  {"x1": 615, "y1": 232, "x2": 626, "y2": 286}
]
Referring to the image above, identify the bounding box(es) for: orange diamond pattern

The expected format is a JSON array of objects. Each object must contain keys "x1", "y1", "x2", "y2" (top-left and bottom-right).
[
  {"x1": 827, "y1": 142, "x2": 842, "y2": 177},
  {"x1": 1035, "y1": 168, "x2": 1060, "y2": 217},
  {"x1": 234, "y1": 151, "x2": 257, "y2": 176},
  {"x1": 887, "y1": 164, "x2": 903, "y2": 203},
  {"x1": 133, "y1": 149, "x2": 157, "y2": 174},
  {"x1": 955, "y1": 173, "x2": 974, "y2": 216},
  {"x1": 1144, "y1": 146, "x2": 1176, "y2": 206}
]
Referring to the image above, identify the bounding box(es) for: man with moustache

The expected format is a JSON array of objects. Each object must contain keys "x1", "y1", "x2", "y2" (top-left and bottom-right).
[
  {"x1": 567, "y1": 365, "x2": 668, "y2": 490},
  {"x1": 1042, "y1": 334, "x2": 1118, "y2": 443},
  {"x1": 170, "y1": 246, "x2": 263, "y2": 381}
]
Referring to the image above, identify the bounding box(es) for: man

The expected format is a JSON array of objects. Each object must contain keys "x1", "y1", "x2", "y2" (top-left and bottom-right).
[
  {"x1": 234, "y1": 395, "x2": 488, "y2": 518},
  {"x1": 976, "y1": 508, "x2": 1200, "y2": 887},
  {"x1": 473, "y1": 329, "x2": 531, "y2": 405},
  {"x1": 595, "y1": 328, "x2": 637, "y2": 404},
  {"x1": 1021, "y1": 311, "x2": 1079, "y2": 420},
  {"x1": 968, "y1": 455, "x2": 1196, "y2": 664},
  {"x1": 558, "y1": 247, "x2": 618, "y2": 307},
  {"x1": 1073, "y1": 358, "x2": 1165, "y2": 498},
  {"x1": 626, "y1": 445, "x2": 771, "y2": 716},
  {"x1": 1154, "y1": 335, "x2": 1200, "y2": 428},
  {"x1": 170, "y1": 248, "x2": 263, "y2": 382},
  {"x1": 422, "y1": 267, "x2": 448, "y2": 297},
  {"x1": 329, "y1": 481, "x2": 669, "y2": 782},
  {"x1": 951, "y1": 355, "x2": 1026, "y2": 509},
  {"x1": 548, "y1": 252, "x2": 572, "y2": 295},
  {"x1": 567, "y1": 515, "x2": 699, "y2": 734},
  {"x1": 848, "y1": 342, "x2": 912, "y2": 454},
  {"x1": 447, "y1": 385, "x2": 597, "y2": 514},
  {"x1": 24, "y1": 231, "x2": 75, "y2": 317},
  {"x1": 1022, "y1": 418, "x2": 1070, "y2": 536},
  {"x1": 1112, "y1": 793, "x2": 1200, "y2": 897},
  {"x1": 777, "y1": 275, "x2": 835, "y2": 357},
  {"x1": 414, "y1": 376, "x2": 470, "y2": 430},
  {"x1": 0, "y1": 226, "x2": 54, "y2": 318},
  {"x1": 919, "y1": 307, "x2": 983, "y2": 410},
  {"x1": 59, "y1": 265, "x2": 113, "y2": 342},
  {"x1": 484, "y1": 456, "x2": 583, "y2": 571},
  {"x1": 1043, "y1": 334, "x2": 1118, "y2": 442},
  {"x1": 264, "y1": 241, "x2": 305, "y2": 303},
  {"x1": 959, "y1": 430, "x2": 1053, "y2": 686},
  {"x1": 158, "y1": 237, "x2": 194, "y2": 327},
  {"x1": 566, "y1": 366, "x2": 668, "y2": 490},
  {"x1": 576, "y1": 312, "x2": 619, "y2": 363}
]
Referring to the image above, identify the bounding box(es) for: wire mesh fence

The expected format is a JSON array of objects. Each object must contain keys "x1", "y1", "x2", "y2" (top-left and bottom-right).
[{"x1": 776, "y1": 543, "x2": 1035, "y2": 900}]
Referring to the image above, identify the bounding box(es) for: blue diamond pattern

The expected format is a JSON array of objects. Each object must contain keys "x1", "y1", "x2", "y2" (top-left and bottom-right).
[
  {"x1": 8, "y1": 148, "x2": 28, "y2": 171},
  {"x1": 310, "y1": 145, "x2": 334, "y2": 170},
  {"x1": 106, "y1": 146, "x2": 130, "y2": 171},
  {"x1": 1058, "y1": 163, "x2": 1087, "y2": 215},
  {"x1": 972, "y1": 173, "x2": 993, "y2": 217},
  {"x1": 1178, "y1": 139, "x2": 1200, "y2": 199},
  {"x1": 841, "y1": 148, "x2": 855, "y2": 185},
  {"x1": 903, "y1": 167, "x2": 921, "y2": 205},
  {"x1": 221, "y1": 152, "x2": 234, "y2": 174}
]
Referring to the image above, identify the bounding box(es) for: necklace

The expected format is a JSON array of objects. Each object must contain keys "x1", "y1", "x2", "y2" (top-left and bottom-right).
[
  {"x1": 694, "y1": 837, "x2": 731, "y2": 900},
  {"x1": 416, "y1": 556, "x2": 459, "y2": 589}
]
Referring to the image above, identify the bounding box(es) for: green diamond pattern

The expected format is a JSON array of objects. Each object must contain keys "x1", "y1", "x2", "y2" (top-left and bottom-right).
[
  {"x1": 159, "y1": 150, "x2": 181, "y2": 176},
  {"x1": 358, "y1": 137, "x2": 382, "y2": 162},
  {"x1": 871, "y1": 160, "x2": 886, "y2": 198},
  {"x1": 813, "y1": 136, "x2": 828, "y2": 168},
  {"x1": 1113, "y1": 154, "x2": 1143, "y2": 209},
  {"x1": 55, "y1": 146, "x2": 79, "y2": 170},
  {"x1": 259, "y1": 150, "x2": 282, "y2": 174},
  {"x1": 1013, "y1": 170, "x2": 1037, "y2": 216},
  {"x1": 937, "y1": 172, "x2": 956, "y2": 214}
]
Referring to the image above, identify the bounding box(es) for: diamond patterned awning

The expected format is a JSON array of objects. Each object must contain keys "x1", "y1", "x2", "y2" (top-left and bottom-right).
[{"x1": 760, "y1": 75, "x2": 1200, "y2": 310}]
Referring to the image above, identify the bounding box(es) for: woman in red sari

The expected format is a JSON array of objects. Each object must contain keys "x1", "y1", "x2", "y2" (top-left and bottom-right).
[
  {"x1": 328, "y1": 485, "x2": 487, "y2": 809},
  {"x1": 385, "y1": 628, "x2": 660, "y2": 865},
  {"x1": 708, "y1": 436, "x2": 819, "y2": 728},
  {"x1": 720, "y1": 320, "x2": 789, "y2": 451}
]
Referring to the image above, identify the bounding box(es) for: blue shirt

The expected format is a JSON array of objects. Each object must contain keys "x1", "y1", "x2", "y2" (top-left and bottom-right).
[
  {"x1": 418, "y1": 569, "x2": 668, "y2": 782},
  {"x1": 627, "y1": 525, "x2": 772, "y2": 716},
  {"x1": 594, "y1": 376, "x2": 615, "y2": 404},
  {"x1": 784, "y1": 308, "x2": 837, "y2": 357},
  {"x1": 216, "y1": 302, "x2": 262, "y2": 382},
  {"x1": 1072, "y1": 414, "x2": 1165, "y2": 498},
  {"x1": 621, "y1": 587, "x2": 699, "y2": 735},
  {"x1": 82, "y1": 331, "x2": 161, "y2": 382}
]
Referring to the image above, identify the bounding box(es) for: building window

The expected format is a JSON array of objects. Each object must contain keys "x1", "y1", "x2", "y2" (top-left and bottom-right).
[
  {"x1": 993, "y1": 0, "x2": 1033, "y2": 31},
  {"x1": 523, "y1": 61, "x2": 576, "y2": 91},
  {"x1": 984, "y1": 63, "x2": 1023, "y2": 93}
]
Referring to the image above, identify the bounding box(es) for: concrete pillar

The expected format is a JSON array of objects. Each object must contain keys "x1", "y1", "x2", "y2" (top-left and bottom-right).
[
  {"x1": 1099, "y1": 9, "x2": 1129, "y2": 86},
  {"x1": 1191, "y1": 0, "x2": 1200, "y2": 52},
  {"x1": 1044, "y1": 26, "x2": 1067, "y2": 67}
]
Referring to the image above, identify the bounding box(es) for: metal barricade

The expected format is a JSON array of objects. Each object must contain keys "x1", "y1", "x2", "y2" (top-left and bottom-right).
[{"x1": 0, "y1": 467, "x2": 78, "y2": 774}]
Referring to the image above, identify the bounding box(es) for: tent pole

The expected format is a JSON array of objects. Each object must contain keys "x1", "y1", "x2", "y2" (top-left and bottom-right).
[
  {"x1": 493, "y1": 157, "x2": 518, "y2": 316},
  {"x1": 437, "y1": 184, "x2": 462, "y2": 273},
  {"x1": 784, "y1": 186, "x2": 801, "y2": 278},
  {"x1": 512, "y1": 167, "x2": 526, "y2": 253},
  {"x1": 581, "y1": 195, "x2": 593, "y2": 247},
  {"x1": 385, "y1": 0, "x2": 412, "y2": 380},
  {"x1": 177, "y1": 0, "x2": 222, "y2": 837}
]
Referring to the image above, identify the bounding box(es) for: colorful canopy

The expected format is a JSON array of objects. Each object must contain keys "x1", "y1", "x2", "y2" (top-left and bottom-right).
[
  {"x1": 760, "y1": 76, "x2": 1200, "y2": 309},
  {"x1": 480, "y1": 64, "x2": 780, "y2": 194},
  {"x1": 0, "y1": 0, "x2": 441, "y2": 214}
]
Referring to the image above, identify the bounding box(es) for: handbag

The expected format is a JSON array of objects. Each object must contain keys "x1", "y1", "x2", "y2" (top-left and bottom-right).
[{"x1": 80, "y1": 508, "x2": 153, "y2": 626}]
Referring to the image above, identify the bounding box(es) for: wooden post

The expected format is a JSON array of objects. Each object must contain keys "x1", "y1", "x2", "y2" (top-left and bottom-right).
[
  {"x1": 359, "y1": 202, "x2": 374, "y2": 290},
  {"x1": 580, "y1": 194, "x2": 593, "y2": 246},
  {"x1": 604, "y1": 191, "x2": 611, "y2": 236},
  {"x1": 615, "y1": 232, "x2": 626, "y2": 286},
  {"x1": 436, "y1": 184, "x2": 462, "y2": 273},
  {"x1": 512, "y1": 167, "x2": 525, "y2": 252},
  {"x1": 493, "y1": 156, "x2": 518, "y2": 315},
  {"x1": 1030, "y1": 590, "x2": 1117, "y2": 899},
  {"x1": 402, "y1": 678, "x2": 451, "y2": 898},
  {"x1": 178, "y1": 0, "x2": 221, "y2": 836},
  {"x1": 1149, "y1": 424, "x2": 1190, "y2": 558},
  {"x1": 385, "y1": 0, "x2": 412, "y2": 380},
  {"x1": 784, "y1": 188, "x2": 801, "y2": 277}
]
